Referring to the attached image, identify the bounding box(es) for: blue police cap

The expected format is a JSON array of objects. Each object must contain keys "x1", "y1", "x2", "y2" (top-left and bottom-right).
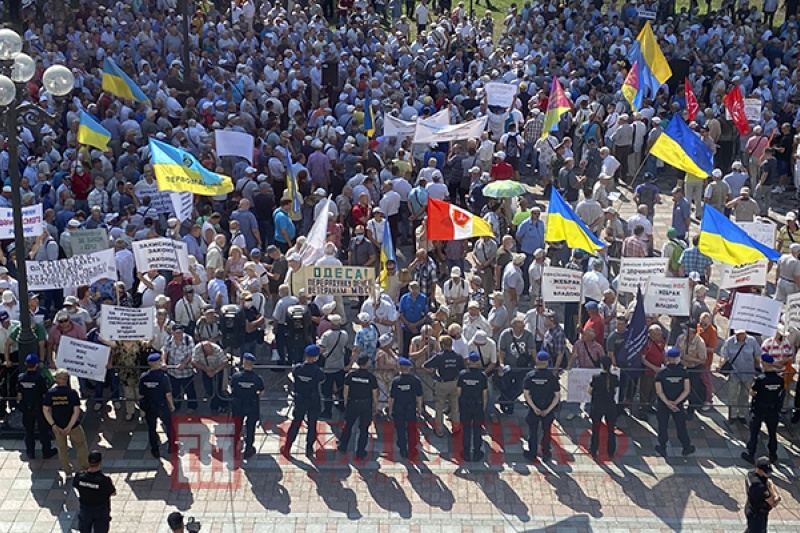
[
  {"x1": 25, "y1": 353, "x2": 39, "y2": 365},
  {"x1": 467, "y1": 351, "x2": 480, "y2": 362},
  {"x1": 585, "y1": 301, "x2": 599, "y2": 310},
  {"x1": 398, "y1": 357, "x2": 413, "y2": 367},
  {"x1": 304, "y1": 344, "x2": 321, "y2": 358},
  {"x1": 666, "y1": 347, "x2": 681, "y2": 359},
  {"x1": 147, "y1": 353, "x2": 162, "y2": 363},
  {"x1": 536, "y1": 350, "x2": 550, "y2": 361},
  {"x1": 243, "y1": 352, "x2": 256, "y2": 361},
  {"x1": 761, "y1": 353, "x2": 774, "y2": 364}
]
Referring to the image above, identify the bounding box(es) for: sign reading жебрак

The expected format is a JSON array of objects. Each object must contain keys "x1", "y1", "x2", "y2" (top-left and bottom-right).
[{"x1": 302, "y1": 265, "x2": 373, "y2": 296}]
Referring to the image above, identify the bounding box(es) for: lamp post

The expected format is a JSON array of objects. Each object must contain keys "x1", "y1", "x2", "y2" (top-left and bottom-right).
[{"x1": 0, "y1": 28, "x2": 74, "y2": 364}]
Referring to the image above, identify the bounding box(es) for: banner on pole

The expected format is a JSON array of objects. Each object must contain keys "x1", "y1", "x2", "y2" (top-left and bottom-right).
[
  {"x1": 99, "y1": 305, "x2": 154, "y2": 341},
  {"x1": 0, "y1": 204, "x2": 43, "y2": 239},
  {"x1": 384, "y1": 109, "x2": 449, "y2": 138},
  {"x1": 132, "y1": 238, "x2": 191, "y2": 273},
  {"x1": 730, "y1": 293, "x2": 782, "y2": 337},
  {"x1": 720, "y1": 261, "x2": 768, "y2": 289},
  {"x1": 215, "y1": 130, "x2": 254, "y2": 163},
  {"x1": 618, "y1": 257, "x2": 668, "y2": 294},
  {"x1": 413, "y1": 116, "x2": 487, "y2": 144},
  {"x1": 56, "y1": 336, "x2": 110, "y2": 382},
  {"x1": 27, "y1": 249, "x2": 117, "y2": 291},
  {"x1": 70, "y1": 228, "x2": 110, "y2": 256},
  {"x1": 541, "y1": 267, "x2": 583, "y2": 302},
  {"x1": 644, "y1": 277, "x2": 691, "y2": 316},
  {"x1": 302, "y1": 265, "x2": 373, "y2": 296}
]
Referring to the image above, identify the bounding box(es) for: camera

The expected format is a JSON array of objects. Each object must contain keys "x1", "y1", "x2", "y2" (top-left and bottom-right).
[{"x1": 186, "y1": 518, "x2": 202, "y2": 532}]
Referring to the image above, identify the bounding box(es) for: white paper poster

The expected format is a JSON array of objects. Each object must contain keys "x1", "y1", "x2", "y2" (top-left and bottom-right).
[
  {"x1": 541, "y1": 267, "x2": 583, "y2": 303},
  {"x1": 644, "y1": 277, "x2": 691, "y2": 316},
  {"x1": 99, "y1": 305, "x2": 154, "y2": 341},
  {"x1": 0, "y1": 204, "x2": 43, "y2": 239},
  {"x1": 27, "y1": 249, "x2": 117, "y2": 291},
  {"x1": 617, "y1": 257, "x2": 668, "y2": 294},
  {"x1": 384, "y1": 109, "x2": 450, "y2": 138},
  {"x1": 135, "y1": 183, "x2": 174, "y2": 215},
  {"x1": 56, "y1": 336, "x2": 110, "y2": 382},
  {"x1": 720, "y1": 261, "x2": 768, "y2": 289},
  {"x1": 70, "y1": 228, "x2": 110, "y2": 256},
  {"x1": 215, "y1": 130, "x2": 254, "y2": 163},
  {"x1": 730, "y1": 293, "x2": 782, "y2": 337},
  {"x1": 132, "y1": 238, "x2": 191, "y2": 273},
  {"x1": 566, "y1": 368, "x2": 621, "y2": 403},
  {"x1": 743, "y1": 99, "x2": 762, "y2": 122},
  {"x1": 785, "y1": 293, "x2": 800, "y2": 332},
  {"x1": 736, "y1": 221, "x2": 776, "y2": 250},
  {"x1": 413, "y1": 116, "x2": 487, "y2": 144},
  {"x1": 485, "y1": 82, "x2": 519, "y2": 107},
  {"x1": 171, "y1": 192, "x2": 194, "y2": 222}
]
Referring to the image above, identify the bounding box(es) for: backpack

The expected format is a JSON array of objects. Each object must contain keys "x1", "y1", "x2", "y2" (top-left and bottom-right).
[
  {"x1": 668, "y1": 238, "x2": 687, "y2": 272},
  {"x1": 504, "y1": 133, "x2": 520, "y2": 158}
]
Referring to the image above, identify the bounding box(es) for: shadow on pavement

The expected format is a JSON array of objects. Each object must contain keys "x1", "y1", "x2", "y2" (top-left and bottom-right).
[
  {"x1": 454, "y1": 466, "x2": 531, "y2": 521},
  {"x1": 242, "y1": 453, "x2": 290, "y2": 514}
]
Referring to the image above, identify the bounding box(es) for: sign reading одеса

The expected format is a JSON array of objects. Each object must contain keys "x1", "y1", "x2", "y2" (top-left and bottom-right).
[
  {"x1": 132, "y1": 238, "x2": 191, "y2": 273},
  {"x1": 99, "y1": 305, "x2": 154, "y2": 341},
  {"x1": 70, "y1": 228, "x2": 110, "y2": 256},
  {"x1": 302, "y1": 265, "x2": 373, "y2": 296},
  {"x1": 618, "y1": 257, "x2": 668, "y2": 294},
  {"x1": 644, "y1": 277, "x2": 691, "y2": 316},
  {"x1": 729, "y1": 293, "x2": 782, "y2": 336},
  {"x1": 56, "y1": 336, "x2": 110, "y2": 382},
  {"x1": 541, "y1": 267, "x2": 583, "y2": 302},
  {"x1": 0, "y1": 204, "x2": 43, "y2": 239},
  {"x1": 27, "y1": 249, "x2": 117, "y2": 290},
  {"x1": 720, "y1": 261, "x2": 768, "y2": 289}
]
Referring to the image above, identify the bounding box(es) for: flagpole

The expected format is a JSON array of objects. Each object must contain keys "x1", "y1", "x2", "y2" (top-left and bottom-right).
[{"x1": 624, "y1": 150, "x2": 650, "y2": 190}]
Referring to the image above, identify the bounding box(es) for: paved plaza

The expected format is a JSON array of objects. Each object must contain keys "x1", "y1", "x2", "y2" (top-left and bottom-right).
[{"x1": 0, "y1": 180, "x2": 798, "y2": 533}]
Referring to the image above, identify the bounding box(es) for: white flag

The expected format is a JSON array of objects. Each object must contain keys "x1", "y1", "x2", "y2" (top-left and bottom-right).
[{"x1": 301, "y1": 196, "x2": 330, "y2": 266}]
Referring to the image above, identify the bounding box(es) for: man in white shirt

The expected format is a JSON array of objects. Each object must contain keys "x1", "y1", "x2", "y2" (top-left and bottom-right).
[
  {"x1": 626, "y1": 204, "x2": 654, "y2": 249},
  {"x1": 114, "y1": 239, "x2": 135, "y2": 290},
  {"x1": 425, "y1": 173, "x2": 448, "y2": 200},
  {"x1": 462, "y1": 300, "x2": 491, "y2": 343},
  {"x1": 137, "y1": 269, "x2": 166, "y2": 308},
  {"x1": 581, "y1": 259, "x2": 610, "y2": 303}
]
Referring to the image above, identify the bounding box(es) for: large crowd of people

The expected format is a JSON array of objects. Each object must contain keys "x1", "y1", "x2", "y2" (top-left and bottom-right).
[{"x1": 2, "y1": 0, "x2": 800, "y2": 500}]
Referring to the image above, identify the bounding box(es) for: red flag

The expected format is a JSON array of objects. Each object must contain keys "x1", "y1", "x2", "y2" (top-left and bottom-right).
[
  {"x1": 685, "y1": 77, "x2": 699, "y2": 121},
  {"x1": 724, "y1": 85, "x2": 750, "y2": 136}
]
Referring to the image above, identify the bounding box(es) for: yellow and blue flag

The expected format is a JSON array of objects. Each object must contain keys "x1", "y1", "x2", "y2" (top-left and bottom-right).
[
  {"x1": 649, "y1": 115, "x2": 714, "y2": 177},
  {"x1": 379, "y1": 221, "x2": 395, "y2": 289},
  {"x1": 77, "y1": 111, "x2": 111, "y2": 152},
  {"x1": 148, "y1": 138, "x2": 233, "y2": 196},
  {"x1": 699, "y1": 206, "x2": 780, "y2": 265},
  {"x1": 364, "y1": 90, "x2": 376, "y2": 138},
  {"x1": 622, "y1": 60, "x2": 643, "y2": 111},
  {"x1": 626, "y1": 22, "x2": 671, "y2": 104},
  {"x1": 544, "y1": 188, "x2": 606, "y2": 253},
  {"x1": 102, "y1": 58, "x2": 151, "y2": 105},
  {"x1": 285, "y1": 149, "x2": 302, "y2": 213}
]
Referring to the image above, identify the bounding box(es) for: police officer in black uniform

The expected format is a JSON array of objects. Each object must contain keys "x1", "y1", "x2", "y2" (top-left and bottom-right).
[
  {"x1": 654, "y1": 347, "x2": 695, "y2": 457},
  {"x1": 423, "y1": 335, "x2": 465, "y2": 437},
  {"x1": 745, "y1": 456, "x2": 782, "y2": 533},
  {"x1": 456, "y1": 352, "x2": 488, "y2": 462},
  {"x1": 231, "y1": 352, "x2": 265, "y2": 459},
  {"x1": 588, "y1": 355, "x2": 620, "y2": 459},
  {"x1": 282, "y1": 344, "x2": 325, "y2": 459},
  {"x1": 337, "y1": 354, "x2": 378, "y2": 460},
  {"x1": 522, "y1": 351, "x2": 560, "y2": 462},
  {"x1": 742, "y1": 354, "x2": 784, "y2": 465},
  {"x1": 72, "y1": 450, "x2": 116, "y2": 533},
  {"x1": 16, "y1": 354, "x2": 56, "y2": 459},
  {"x1": 389, "y1": 357, "x2": 423, "y2": 460},
  {"x1": 138, "y1": 353, "x2": 176, "y2": 459}
]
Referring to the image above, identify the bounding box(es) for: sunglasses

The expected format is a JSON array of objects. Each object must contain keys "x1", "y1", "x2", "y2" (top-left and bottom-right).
[{"x1": 58, "y1": 319, "x2": 69, "y2": 324}]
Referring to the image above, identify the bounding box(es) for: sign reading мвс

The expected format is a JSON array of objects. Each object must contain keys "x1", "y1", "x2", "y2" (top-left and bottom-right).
[{"x1": 303, "y1": 266, "x2": 373, "y2": 296}]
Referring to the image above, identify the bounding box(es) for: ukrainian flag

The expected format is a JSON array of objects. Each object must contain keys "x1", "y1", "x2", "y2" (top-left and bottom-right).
[
  {"x1": 637, "y1": 22, "x2": 672, "y2": 85},
  {"x1": 102, "y1": 58, "x2": 151, "y2": 105},
  {"x1": 364, "y1": 90, "x2": 376, "y2": 138},
  {"x1": 285, "y1": 149, "x2": 302, "y2": 214},
  {"x1": 379, "y1": 221, "x2": 395, "y2": 290},
  {"x1": 622, "y1": 60, "x2": 643, "y2": 111},
  {"x1": 649, "y1": 116, "x2": 714, "y2": 177},
  {"x1": 699, "y1": 206, "x2": 781, "y2": 265},
  {"x1": 149, "y1": 138, "x2": 233, "y2": 196},
  {"x1": 77, "y1": 111, "x2": 111, "y2": 152},
  {"x1": 544, "y1": 188, "x2": 606, "y2": 253},
  {"x1": 541, "y1": 77, "x2": 571, "y2": 139}
]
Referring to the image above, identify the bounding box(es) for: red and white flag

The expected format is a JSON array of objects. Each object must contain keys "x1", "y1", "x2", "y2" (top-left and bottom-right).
[
  {"x1": 426, "y1": 198, "x2": 495, "y2": 241},
  {"x1": 724, "y1": 85, "x2": 750, "y2": 136},
  {"x1": 685, "y1": 77, "x2": 699, "y2": 121}
]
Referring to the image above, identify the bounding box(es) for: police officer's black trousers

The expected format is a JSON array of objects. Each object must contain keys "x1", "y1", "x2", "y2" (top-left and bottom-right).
[
  {"x1": 656, "y1": 403, "x2": 691, "y2": 448},
  {"x1": 22, "y1": 407, "x2": 53, "y2": 455},
  {"x1": 525, "y1": 410, "x2": 555, "y2": 455},
  {"x1": 338, "y1": 399, "x2": 373, "y2": 454},
  {"x1": 686, "y1": 367, "x2": 706, "y2": 415},
  {"x1": 321, "y1": 370, "x2": 345, "y2": 415},
  {"x1": 746, "y1": 409, "x2": 779, "y2": 458},
  {"x1": 145, "y1": 406, "x2": 173, "y2": 453},
  {"x1": 745, "y1": 507, "x2": 769, "y2": 533},
  {"x1": 286, "y1": 399, "x2": 320, "y2": 451},
  {"x1": 459, "y1": 402, "x2": 484, "y2": 456},
  {"x1": 393, "y1": 406, "x2": 419, "y2": 458},
  {"x1": 589, "y1": 405, "x2": 617, "y2": 456},
  {"x1": 78, "y1": 504, "x2": 111, "y2": 533},
  {"x1": 234, "y1": 407, "x2": 260, "y2": 449}
]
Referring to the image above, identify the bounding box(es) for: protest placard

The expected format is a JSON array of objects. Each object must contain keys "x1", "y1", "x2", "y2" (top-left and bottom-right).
[
  {"x1": 132, "y1": 238, "x2": 191, "y2": 273},
  {"x1": 303, "y1": 265, "x2": 373, "y2": 296},
  {"x1": 0, "y1": 204, "x2": 43, "y2": 239},
  {"x1": 720, "y1": 261, "x2": 768, "y2": 289},
  {"x1": 100, "y1": 305, "x2": 154, "y2": 341},
  {"x1": 27, "y1": 249, "x2": 117, "y2": 291},
  {"x1": 215, "y1": 130, "x2": 254, "y2": 163},
  {"x1": 730, "y1": 293, "x2": 782, "y2": 336},
  {"x1": 135, "y1": 183, "x2": 174, "y2": 214},
  {"x1": 566, "y1": 368, "x2": 621, "y2": 403},
  {"x1": 636, "y1": 8, "x2": 657, "y2": 19},
  {"x1": 56, "y1": 336, "x2": 110, "y2": 382},
  {"x1": 743, "y1": 98, "x2": 762, "y2": 122},
  {"x1": 70, "y1": 228, "x2": 109, "y2": 256},
  {"x1": 413, "y1": 116, "x2": 488, "y2": 144},
  {"x1": 171, "y1": 192, "x2": 194, "y2": 222},
  {"x1": 541, "y1": 267, "x2": 583, "y2": 302},
  {"x1": 485, "y1": 83, "x2": 518, "y2": 107},
  {"x1": 644, "y1": 277, "x2": 690, "y2": 316},
  {"x1": 618, "y1": 257, "x2": 668, "y2": 294},
  {"x1": 737, "y1": 221, "x2": 776, "y2": 250},
  {"x1": 785, "y1": 293, "x2": 800, "y2": 332}
]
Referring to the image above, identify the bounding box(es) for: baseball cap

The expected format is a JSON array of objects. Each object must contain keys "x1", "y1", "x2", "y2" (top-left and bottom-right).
[
  {"x1": 25, "y1": 354, "x2": 39, "y2": 365},
  {"x1": 761, "y1": 353, "x2": 774, "y2": 363},
  {"x1": 147, "y1": 353, "x2": 162, "y2": 363},
  {"x1": 472, "y1": 330, "x2": 488, "y2": 344},
  {"x1": 467, "y1": 352, "x2": 481, "y2": 362},
  {"x1": 585, "y1": 301, "x2": 599, "y2": 310},
  {"x1": 536, "y1": 350, "x2": 550, "y2": 361},
  {"x1": 304, "y1": 344, "x2": 321, "y2": 358},
  {"x1": 398, "y1": 357, "x2": 413, "y2": 366},
  {"x1": 243, "y1": 352, "x2": 256, "y2": 361},
  {"x1": 755, "y1": 456, "x2": 773, "y2": 472},
  {"x1": 88, "y1": 451, "x2": 103, "y2": 464},
  {"x1": 666, "y1": 347, "x2": 681, "y2": 359}
]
